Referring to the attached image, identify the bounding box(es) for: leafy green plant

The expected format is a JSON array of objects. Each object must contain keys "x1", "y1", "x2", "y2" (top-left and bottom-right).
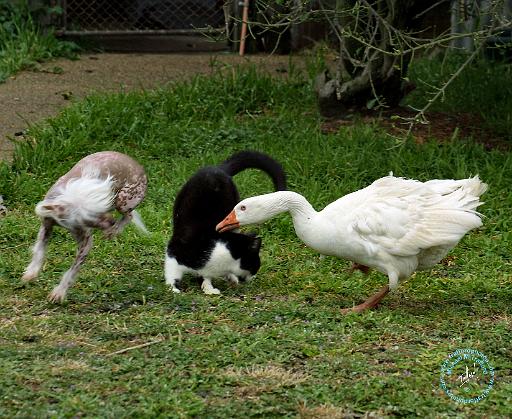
[{"x1": 0, "y1": 0, "x2": 78, "y2": 82}]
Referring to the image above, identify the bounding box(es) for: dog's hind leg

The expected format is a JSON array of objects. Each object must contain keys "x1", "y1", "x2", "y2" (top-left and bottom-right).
[
  {"x1": 107, "y1": 177, "x2": 148, "y2": 238},
  {"x1": 48, "y1": 228, "x2": 93, "y2": 303},
  {"x1": 22, "y1": 218, "x2": 55, "y2": 281}
]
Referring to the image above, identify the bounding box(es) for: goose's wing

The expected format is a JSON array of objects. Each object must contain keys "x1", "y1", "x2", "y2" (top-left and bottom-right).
[{"x1": 334, "y1": 177, "x2": 482, "y2": 257}]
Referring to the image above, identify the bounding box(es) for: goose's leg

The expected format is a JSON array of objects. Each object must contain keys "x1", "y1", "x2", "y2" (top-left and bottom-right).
[
  {"x1": 349, "y1": 263, "x2": 371, "y2": 275},
  {"x1": 341, "y1": 285, "x2": 390, "y2": 314}
]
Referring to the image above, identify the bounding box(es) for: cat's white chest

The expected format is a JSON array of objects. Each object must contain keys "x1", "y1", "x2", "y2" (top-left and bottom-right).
[
  {"x1": 197, "y1": 242, "x2": 243, "y2": 277},
  {"x1": 164, "y1": 241, "x2": 251, "y2": 295}
]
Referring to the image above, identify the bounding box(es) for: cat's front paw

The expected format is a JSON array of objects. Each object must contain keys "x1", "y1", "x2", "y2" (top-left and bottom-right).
[
  {"x1": 203, "y1": 287, "x2": 221, "y2": 295},
  {"x1": 225, "y1": 273, "x2": 239, "y2": 285},
  {"x1": 167, "y1": 284, "x2": 181, "y2": 293},
  {"x1": 201, "y1": 279, "x2": 221, "y2": 295}
]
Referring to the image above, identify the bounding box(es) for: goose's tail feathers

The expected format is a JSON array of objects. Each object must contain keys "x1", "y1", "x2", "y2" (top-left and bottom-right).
[
  {"x1": 425, "y1": 175, "x2": 487, "y2": 213},
  {"x1": 425, "y1": 175, "x2": 487, "y2": 197}
]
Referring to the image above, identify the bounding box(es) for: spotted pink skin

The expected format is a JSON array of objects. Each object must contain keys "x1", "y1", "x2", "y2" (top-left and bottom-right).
[
  {"x1": 23, "y1": 151, "x2": 147, "y2": 302},
  {"x1": 46, "y1": 151, "x2": 147, "y2": 213}
]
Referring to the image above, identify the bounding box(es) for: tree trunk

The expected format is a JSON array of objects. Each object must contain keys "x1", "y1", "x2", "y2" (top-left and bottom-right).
[{"x1": 315, "y1": 0, "x2": 421, "y2": 118}]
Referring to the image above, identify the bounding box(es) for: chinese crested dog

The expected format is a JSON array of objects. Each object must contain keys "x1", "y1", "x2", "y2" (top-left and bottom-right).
[{"x1": 22, "y1": 151, "x2": 148, "y2": 302}]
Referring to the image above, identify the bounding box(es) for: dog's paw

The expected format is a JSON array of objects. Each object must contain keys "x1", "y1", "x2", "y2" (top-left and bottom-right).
[
  {"x1": 48, "y1": 287, "x2": 67, "y2": 303},
  {"x1": 21, "y1": 272, "x2": 37, "y2": 282},
  {"x1": 22, "y1": 271, "x2": 38, "y2": 282}
]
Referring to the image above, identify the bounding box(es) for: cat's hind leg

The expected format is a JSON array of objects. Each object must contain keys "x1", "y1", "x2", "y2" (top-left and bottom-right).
[
  {"x1": 201, "y1": 277, "x2": 221, "y2": 295},
  {"x1": 164, "y1": 254, "x2": 184, "y2": 293}
]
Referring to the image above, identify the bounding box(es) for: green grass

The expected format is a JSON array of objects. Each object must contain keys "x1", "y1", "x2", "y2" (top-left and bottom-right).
[
  {"x1": 1, "y1": 66, "x2": 511, "y2": 417},
  {"x1": 0, "y1": 1, "x2": 78, "y2": 83}
]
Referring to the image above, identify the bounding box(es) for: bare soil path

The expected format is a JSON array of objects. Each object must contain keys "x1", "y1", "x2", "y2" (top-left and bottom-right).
[{"x1": 0, "y1": 52, "x2": 299, "y2": 161}]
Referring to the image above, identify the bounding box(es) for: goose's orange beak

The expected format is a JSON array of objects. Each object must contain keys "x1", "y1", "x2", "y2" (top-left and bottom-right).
[{"x1": 216, "y1": 210, "x2": 239, "y2": 233}]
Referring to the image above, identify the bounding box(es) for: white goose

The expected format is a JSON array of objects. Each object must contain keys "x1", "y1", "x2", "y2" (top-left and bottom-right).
[{"x1": 216, "y1": 175, "x2": 487, "y2": 312}]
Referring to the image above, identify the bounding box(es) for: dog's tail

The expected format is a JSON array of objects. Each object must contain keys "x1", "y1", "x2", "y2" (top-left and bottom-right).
[
  {"x1": 131, "y1": 210, "x2": 149, "y2": 235},
  {"x1": 218, "y1": 150, "x2": 287, "y2": 191}
]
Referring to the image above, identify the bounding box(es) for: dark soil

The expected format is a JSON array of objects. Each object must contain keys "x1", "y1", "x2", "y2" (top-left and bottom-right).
[{"x1": 320, "y1": 108, "x2": 510, "y2": 151}]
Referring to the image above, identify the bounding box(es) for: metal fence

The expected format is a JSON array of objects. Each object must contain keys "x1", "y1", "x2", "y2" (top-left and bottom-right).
[{"x1": 55, "y1": 0, "x2": 227, "y2": 35}]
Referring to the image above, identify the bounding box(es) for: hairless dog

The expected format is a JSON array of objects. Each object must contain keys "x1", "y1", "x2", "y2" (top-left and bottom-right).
[{"x1": 22, "y1": 151, "x2": 148, "y2": 302}]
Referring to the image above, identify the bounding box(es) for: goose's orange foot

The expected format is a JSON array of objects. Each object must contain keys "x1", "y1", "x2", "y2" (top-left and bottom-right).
[
  {"x1": 340, "y1": 304, "x2": 369, "y2": 314},
  {"x1": 341, "y1": 285, "x2": 390, "y2": 314}
]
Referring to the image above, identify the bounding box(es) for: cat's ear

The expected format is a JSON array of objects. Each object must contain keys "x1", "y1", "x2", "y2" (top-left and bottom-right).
[{"x1": 249, "y1": 237, "x2": 262, "y2": 252}]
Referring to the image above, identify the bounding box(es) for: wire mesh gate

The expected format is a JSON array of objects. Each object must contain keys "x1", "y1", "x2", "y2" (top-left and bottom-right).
[{"x1": 54, "y1": 0, "x2": 228, "y2": 35}]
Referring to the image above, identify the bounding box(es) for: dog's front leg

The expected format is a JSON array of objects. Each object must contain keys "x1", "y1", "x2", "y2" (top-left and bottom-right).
[
  {"x1": 86, "y1": 213, "x2": 116, "y2": 231},
  {"x1": 104, "y1": 211, "x2": 133, "y2": 239},
  {"x1": 22, "y1": 217, "x2": 55, "y2": 281},
  {"x1": 48, "y1": 228, "x2": 93, "y2": 303}
]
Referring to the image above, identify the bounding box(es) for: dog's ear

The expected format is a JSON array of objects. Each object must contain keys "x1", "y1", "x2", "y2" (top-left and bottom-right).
[{"x1": 249, "y1": 237, "x2": 262, "y2": 252}]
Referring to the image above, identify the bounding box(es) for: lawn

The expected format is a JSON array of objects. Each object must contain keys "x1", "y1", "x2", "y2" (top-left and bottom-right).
[{"x1": 0, "y1": 64, "x2": 511, "y2": 417}]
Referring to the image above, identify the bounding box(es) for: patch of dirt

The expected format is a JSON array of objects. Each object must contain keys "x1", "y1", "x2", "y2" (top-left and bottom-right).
[
  {"x1": 320, "y1": 108, "x2": 510, "y2": 151},
  {"x1": 2, "y1": 53, "x2": 508, "y2": 161},
  {"x1": 0, "y1": 52, "x2": 300, "y2": 161}
]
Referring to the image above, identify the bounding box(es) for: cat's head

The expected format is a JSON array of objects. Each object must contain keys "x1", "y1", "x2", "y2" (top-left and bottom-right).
[{"x1": 237, "y1": 233, "x2": 262, "y2": 282}]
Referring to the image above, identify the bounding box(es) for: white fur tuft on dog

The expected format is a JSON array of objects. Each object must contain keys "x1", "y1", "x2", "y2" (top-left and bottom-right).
[{"x1": 36, "y1": 174, "x2": 115, "y2": 226}]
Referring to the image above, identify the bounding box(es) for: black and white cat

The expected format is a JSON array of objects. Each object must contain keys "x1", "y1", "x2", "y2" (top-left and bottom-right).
[{"x1": 165, "y1": 151, "x2": 287, "y2": 294}]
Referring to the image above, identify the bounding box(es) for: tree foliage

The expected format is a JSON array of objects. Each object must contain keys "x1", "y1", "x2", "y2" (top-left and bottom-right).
[{"x1": 233, "y1": 0, "x2": 512, "y2": 122}]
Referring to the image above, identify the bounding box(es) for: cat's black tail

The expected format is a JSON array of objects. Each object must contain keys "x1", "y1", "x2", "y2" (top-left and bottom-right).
[{"x1": 218, "y1": 151, "x2": 287, "y2": 191}]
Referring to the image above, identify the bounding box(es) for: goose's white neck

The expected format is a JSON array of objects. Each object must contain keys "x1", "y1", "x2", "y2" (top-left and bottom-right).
[
  {"x1": 259, "y1": 191, "x2": 317, "y2": 221},
  {"x1": 251, "y1": 191, "x2": 336, "y2": 251}
]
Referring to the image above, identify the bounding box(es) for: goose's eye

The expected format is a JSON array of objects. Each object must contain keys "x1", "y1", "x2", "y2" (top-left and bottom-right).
[{"x1": 240, "y1": 205, "x2": 246, "y2": 211}]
